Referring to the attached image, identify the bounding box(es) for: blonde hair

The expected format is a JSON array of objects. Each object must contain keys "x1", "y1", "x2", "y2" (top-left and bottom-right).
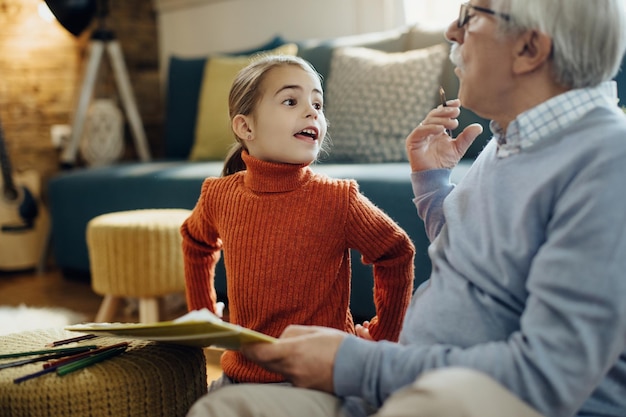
[{"x1": 222, "y1": 55, "x2": 325, "y2": 176}]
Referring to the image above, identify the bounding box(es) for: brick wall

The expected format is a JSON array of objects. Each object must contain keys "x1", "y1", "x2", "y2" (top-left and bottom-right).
[{"x1": 0, "y1": 0, "x2": 162, "y2": 194}]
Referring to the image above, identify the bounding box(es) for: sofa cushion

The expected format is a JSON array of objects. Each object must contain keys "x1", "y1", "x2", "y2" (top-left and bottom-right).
[
  {"x1": 405, "y1": 26, "x2": 458, "y2": 100},
  {"x1": 163, "y1": 36, "x2": 288, "y2": 160},
  {"x1": 297, "y1": 26, "x2": 411, "y2": 89},
  {"x1": 164, "y1": 56, "x2": 206, "y2": 159},
  {"x1": 188, "y1": 43, "x2": 298, "y2": 161},
  {"x1": 323, "y1": 44, "x2": 449, "y2": 163}
]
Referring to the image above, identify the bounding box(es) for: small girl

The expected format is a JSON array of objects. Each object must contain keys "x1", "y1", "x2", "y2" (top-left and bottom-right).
[{"x1": 181, "y1": 54, "x2": 415, "y2": 386}]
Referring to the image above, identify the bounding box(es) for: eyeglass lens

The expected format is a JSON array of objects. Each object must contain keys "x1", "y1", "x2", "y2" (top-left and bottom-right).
[{"x1": 458, "y1": 3, "x2": 469, "y2": 28}]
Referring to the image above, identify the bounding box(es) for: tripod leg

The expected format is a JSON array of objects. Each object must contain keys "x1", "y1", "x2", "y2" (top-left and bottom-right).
[
  {"x1": 107, "y1": 41, "x2": 152, "y2": 162},
  {"x1": 60, "y1": 41, "x2": 105, "y2": 167}
]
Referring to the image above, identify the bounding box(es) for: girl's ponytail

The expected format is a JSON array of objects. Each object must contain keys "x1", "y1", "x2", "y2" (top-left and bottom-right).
[{"x1": 221, "y1": 143, "x2": 246, "y2": 176}]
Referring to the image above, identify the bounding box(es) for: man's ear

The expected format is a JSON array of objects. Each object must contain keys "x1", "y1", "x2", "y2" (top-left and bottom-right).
[
  {"x1": 232, "y1": 114, "x2": 253, "y2": 141},
  {"x1": 513, "y1": 29, "x2": 552, "y2": 75}
]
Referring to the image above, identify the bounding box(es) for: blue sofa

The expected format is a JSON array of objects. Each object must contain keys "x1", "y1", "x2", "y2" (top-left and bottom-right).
[{"x1": 48, "y1": 25, "x2": 625, "y2": 320}]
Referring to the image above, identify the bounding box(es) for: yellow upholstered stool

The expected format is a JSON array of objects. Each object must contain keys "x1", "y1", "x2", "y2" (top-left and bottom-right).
[
  {"x1": 87, "y1": 209, "x2": 191, "y2": 323},
  {"x1": 0, "y1": 328, "x2": 207, "y2": 417}
]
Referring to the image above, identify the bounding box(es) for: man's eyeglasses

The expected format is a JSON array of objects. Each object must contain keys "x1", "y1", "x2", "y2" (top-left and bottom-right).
[{"x1": 458, "y1": 2, "x2": 511, "y2": 28}]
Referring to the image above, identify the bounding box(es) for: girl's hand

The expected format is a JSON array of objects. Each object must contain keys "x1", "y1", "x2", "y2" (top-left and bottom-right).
[
  {"x1": 355, "y1": 321, "x2": 374, "y2": 340},
  {"x1": 406, "y1": 99, "x2": 483, "y2": 172},
  {"x1": 215, "y1": 301, "x2": 225, "y2": 318}
]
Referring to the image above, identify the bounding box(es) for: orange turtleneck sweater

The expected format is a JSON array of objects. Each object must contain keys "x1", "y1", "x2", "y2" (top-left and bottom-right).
[{"x1": 181, "y1": 152, "x2": 415, "y2": 383}]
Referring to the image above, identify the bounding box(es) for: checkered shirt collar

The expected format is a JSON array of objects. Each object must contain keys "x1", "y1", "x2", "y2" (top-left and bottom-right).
[{"x1": 490, "y1": 81, "x2": 618, "y2": 158}]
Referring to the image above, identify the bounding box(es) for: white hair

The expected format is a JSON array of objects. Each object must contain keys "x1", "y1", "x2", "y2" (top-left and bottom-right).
[{"x1": 490, "y1": 0, "x2": 626, "y2": 88}]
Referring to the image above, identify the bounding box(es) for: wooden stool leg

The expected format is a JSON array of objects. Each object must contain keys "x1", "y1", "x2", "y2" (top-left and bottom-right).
[
  {"x1": 96, "y1": 295, "x2": 122, "y2": 322},
  {"x1": 139, "y1": 297, "x2": 159, "y2": 323}
]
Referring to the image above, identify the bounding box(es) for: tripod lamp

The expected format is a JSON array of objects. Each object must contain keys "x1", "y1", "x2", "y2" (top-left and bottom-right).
[
  {"x1": 44, "y1": 0, "x2": 152, "y2": 167},
  {"x1": 42, "y1": 0, "x2": 96, "y2": 36}
]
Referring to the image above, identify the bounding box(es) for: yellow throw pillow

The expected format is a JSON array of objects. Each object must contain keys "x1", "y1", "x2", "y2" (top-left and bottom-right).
[{"x1": 189, "y1": 43, "x2": 299, "y2": 161}]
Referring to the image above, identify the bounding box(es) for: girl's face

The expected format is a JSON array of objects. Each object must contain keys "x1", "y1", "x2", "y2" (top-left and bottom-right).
[{"x1": 244, "y1": 65, "x2": 326, "y2": 165}]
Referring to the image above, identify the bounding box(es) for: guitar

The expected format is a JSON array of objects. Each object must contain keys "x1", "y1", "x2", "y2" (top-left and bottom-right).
[{"x1": 0, "y1": 118, "x2": 49, "y2": 271}]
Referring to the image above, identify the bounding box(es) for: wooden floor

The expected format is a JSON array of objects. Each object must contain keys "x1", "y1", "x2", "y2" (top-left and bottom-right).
[
  {"x1": 0, "y1": 265, "x2": 192, "y2": 323},
  {"x1": 0, "y1": 267, "x2": 106, "y2": 322}
]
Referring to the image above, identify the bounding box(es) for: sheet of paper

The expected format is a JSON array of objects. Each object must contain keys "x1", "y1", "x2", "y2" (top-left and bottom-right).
[{"x1": 65, "y1": 308, "x2": 276, "y2": 350}]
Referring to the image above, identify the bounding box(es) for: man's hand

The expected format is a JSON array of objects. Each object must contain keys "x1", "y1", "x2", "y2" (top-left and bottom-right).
[
  {"x1": 406, "y1": 99, "x2": 483, "y2": 172},
  {"x1": 241, "y1": 325, "x2": 347, "y2": 393}
]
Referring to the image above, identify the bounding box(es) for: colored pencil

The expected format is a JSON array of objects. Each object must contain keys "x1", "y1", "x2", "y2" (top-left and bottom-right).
[
  {"x1": 0, "y1": 346, "x2": 97, "y2": 369},
  {"x1": 439, "y1": 86, "x2": 452, "y2": 136},
  {"x1": 0, "y1": 345, "x2": 98, "y2": 360},
  {"x1": 56, "y1": 345, "x2": 128, "y2": 376},
  {"x1": 45, "y1": 334, "x2": 98, "y2": 347},
  {"x1": 13, "y1": 363, "x2": 58, "y2": 384},
  {"x1": 43, "y1": 342, "x2": 129, "y2": 369},
  {"x1": 13, "y1": 343, "x2": 129, "y2": 384}
]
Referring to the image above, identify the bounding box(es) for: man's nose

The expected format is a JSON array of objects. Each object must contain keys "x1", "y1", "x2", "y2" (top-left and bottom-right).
[{"x1": 445, "y1": 19, "x2": 465, "y2": 44}]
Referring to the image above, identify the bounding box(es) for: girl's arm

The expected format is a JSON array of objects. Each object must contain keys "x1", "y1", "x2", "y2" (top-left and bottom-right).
[
  {"x1": 180, "y1": 179, "x2": 222, "y2": 313},
  {"x1": 346, "y1": 183, "x2": 415, "y2": 342}
]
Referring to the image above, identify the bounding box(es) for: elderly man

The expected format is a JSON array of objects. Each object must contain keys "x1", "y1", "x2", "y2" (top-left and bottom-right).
[{"x1": 186, "y1": 1, "x2": 626, "y2": 416}]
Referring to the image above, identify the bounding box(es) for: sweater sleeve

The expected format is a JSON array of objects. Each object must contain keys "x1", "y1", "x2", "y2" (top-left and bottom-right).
[
  {"x1": 410, "y1": 168, "x2": 454, "y2": 242},
  {"x1": 345, "y1": 182, "x2": 415, "y2": 342},
  {"x1": 180, "y1": 178, "x2": 222, "y2": 314}
]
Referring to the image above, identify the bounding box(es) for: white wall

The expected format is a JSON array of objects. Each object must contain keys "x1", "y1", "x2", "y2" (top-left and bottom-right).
[
  {"x1": 154, "y1": 0, "x2": 405, "y2": 76},
  {"x1": 403, "y1": 0, "x2": 464, "y2": 29}
]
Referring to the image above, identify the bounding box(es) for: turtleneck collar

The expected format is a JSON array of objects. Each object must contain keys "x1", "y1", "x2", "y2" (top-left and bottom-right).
[{"x1": 241, "y1": 151, "x2": 313, "y2": 193}]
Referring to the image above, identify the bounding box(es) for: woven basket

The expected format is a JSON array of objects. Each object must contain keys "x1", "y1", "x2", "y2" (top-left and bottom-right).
[{"x1": 0, "y1": 328, "x2": 207, "y2": 417}]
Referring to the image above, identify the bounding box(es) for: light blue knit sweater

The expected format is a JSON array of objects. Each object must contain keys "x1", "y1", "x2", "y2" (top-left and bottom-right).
[{"x1": 335, "y1": 83, "x2": 626, "y2": 417}]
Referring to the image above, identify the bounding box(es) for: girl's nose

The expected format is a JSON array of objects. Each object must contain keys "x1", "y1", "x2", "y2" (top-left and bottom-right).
[{"x1": 305, "y1": 104, "x2": 318, "y2": 119}]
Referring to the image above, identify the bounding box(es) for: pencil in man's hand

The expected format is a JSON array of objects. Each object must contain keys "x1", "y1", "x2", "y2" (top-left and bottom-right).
[
  {"x1": 439, "y1": 86, "x2": 448, "y2": 107},
  {"x1": 439, "y1": 86, "x2": 452, "y2": 136}
]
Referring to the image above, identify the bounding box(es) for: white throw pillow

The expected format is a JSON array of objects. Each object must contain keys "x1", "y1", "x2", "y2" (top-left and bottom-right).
[{"x1": 323, "y1": 44, "x2": 449, "y2": 163}]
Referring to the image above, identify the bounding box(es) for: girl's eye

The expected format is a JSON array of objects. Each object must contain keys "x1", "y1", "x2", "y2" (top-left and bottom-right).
[
  {"x1": 283, "y1": 98, "x2": 296, "y2": 106},
  {"x1": 313, "y1": 103, "x2": 323, "y2": 111}
]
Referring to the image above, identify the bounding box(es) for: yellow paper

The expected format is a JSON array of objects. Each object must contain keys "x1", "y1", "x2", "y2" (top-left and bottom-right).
[{"x1": 65, "y1": 309, "x2": 276, "y2": 350}]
